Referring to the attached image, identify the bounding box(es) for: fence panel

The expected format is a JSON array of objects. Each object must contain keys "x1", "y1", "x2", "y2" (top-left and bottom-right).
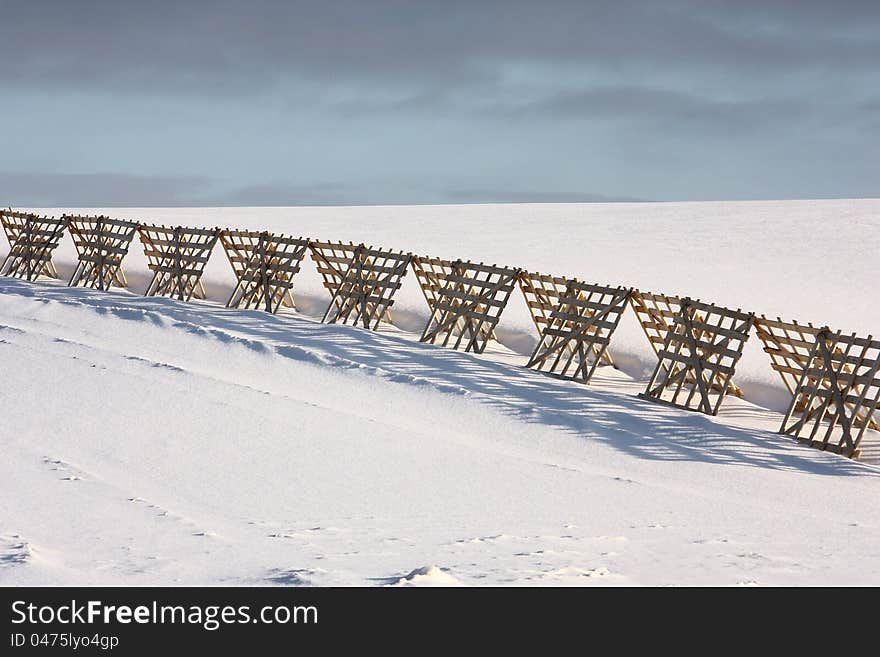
[
  {"x1": 220, "y1": 230, "x2": 309, "y2": 313},
  {"x1": 0, "y1": 210, "x2": 68, "y2": 281},
  {"x1": 779, "y1": 329, "x2": 880, "y2": 458},
  {"x1": 420, "y1": 261, "x2": 520, "y2": 353},
  {"x1": 67, "y1": 215, "x2": 139, "y2": 290},
  {"x1": 640, "y1": 299, "x2": 754, "y2": 415},
  {"x1": 630, "y1": 289, "x2": 745, "y2": 398},
  {"x1": 322, "y1": 245, "x2": 411, "y2": 330},
  {"x1": 519, "y1": 271, "x2": 617, "y2": 369},
  {"x1": 139, "y1": 225, "x2": 220, "y2": 301},
  {"x1": 526, "y1": 279, "x2": 630, "y2": 383}
]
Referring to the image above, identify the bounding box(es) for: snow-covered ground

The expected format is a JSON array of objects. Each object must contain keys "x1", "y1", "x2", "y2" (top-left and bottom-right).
[
  {"x1": 17, "y1": 198, "x2": 880, "y2": 412},
  {"x1": 2, "y1": 199, "x2": 879, "y2": 586}
]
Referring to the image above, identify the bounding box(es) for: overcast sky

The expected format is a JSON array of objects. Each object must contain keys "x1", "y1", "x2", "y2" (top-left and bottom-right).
[{"x1": 1, "y1": 0, "x2": 877, "y2": 206}]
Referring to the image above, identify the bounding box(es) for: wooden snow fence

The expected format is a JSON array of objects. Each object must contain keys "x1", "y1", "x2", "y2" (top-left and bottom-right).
[
  {"x1": 66, "y1": 215, "x2": 139, "y2": 290},
  {"x1": 139, "y1": 225, "x2": 220, "y2": 301},
  {"x1": 639, "y1": 298, "x2": 754, "y2": 415},
  {"x1": 754, "y1": 317, "x2": 826, "y2": 413},
  {"x1": 4, "y1": 204, "x2": 880, "y2": 463},
  {"x1": 220, "y1": 229, "x2": 309, "y2": 313},
  {"x1": 518, "y1": 271, "x2": 617, "y2": 369},
  {"x1": 755, "y1": 316, "x2": 879, "y2": 429},
  {"x1": 523, "y1": 273, "x2": 630, "y2": 383},
  {"x1": 310, "y1": 241, "x2": 384, "y2": 320},
  {"x1": 410, "y1": 254, "x2": 455, "y2": 311},
  {"x1": 411, "y1": 254, "x2": 496, "y2": 342},
  {"x1": 321, "y1": 244, "x2": 412, "y2": 330},
  {"x1": 419, "y1": 260, "x2": 520, "y2": 353},
  {"x1": 776, "y1": 326, "x2": 880, "y2": 458},
  {"x1": 308, "y1": 240, "x2": 359, "y2": 299},
  {"x1": 630, "y1": 289, "x2": 745, "y2": 398},
  {"x1": 0, "y1": 210, "x2": 68, "y2": 281}
]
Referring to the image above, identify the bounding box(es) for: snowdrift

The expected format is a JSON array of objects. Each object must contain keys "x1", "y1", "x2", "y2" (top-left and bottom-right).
[
  {"x1": 17, "y1": 198, "x2": 880, "y2": 414},
  {"x1": 2, "y1": 198, "x2": 879, "y2": 586}
]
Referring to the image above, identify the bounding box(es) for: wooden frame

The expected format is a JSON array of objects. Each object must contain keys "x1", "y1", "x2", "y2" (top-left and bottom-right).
[
  {"x1": 519, "y1": 271, "x2": 616, "y2": 368},
  {"x1": 755, "y1": 315, "x2": 879, "y2": 430},
  {"x1": 308, "y1": 240, "x2": 389, "y2": 321},
  {"x1": 640, "y1": 298, "x2": 754, "y2": 415},
  {"x1": 420, "y1": 260, "x2": 520, "y2": 353},
  {"x1": 308, "y1": 240, "x2": 360, "y2": 300},
  {"x1": 66, "y1": 215, "x2": 139, "y2": 290},
  {"x1": 525, "y1": 278, "x2": 631, "y2": 383},
  {"x1": 755, "y1": 315, "x2": 880, "y2": 430},
  {"x1": 220, "y1": 229, "x2": 309, "y2": 313},
  {"x1": 630, "y1": 289, "x2": 744, "y2": 397},
  {"x1": 322, "y1": 244, "x2": 412, "y2": 330},
  {"x1": 0, "y1": 210, "x2": 68, "y2": 281},
  {"x1": 410, "y1": 255, "x2": 455, "y2": 310},
  {"x1": 139, "y1": 224, "x2": 220, "y2": 301},
  {"x1": 412, "y1": 254, "x2": 496, "y2": 341},
  {"x1": 754, "y1": 316, "x2": 822, "y2": 401},
  {"x1": 779, "y1": 328, "x2": 880, "y2": 458}
]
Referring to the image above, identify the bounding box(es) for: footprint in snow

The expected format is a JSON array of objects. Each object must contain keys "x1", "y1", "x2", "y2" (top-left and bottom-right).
[{"x1": 0, "y1": 535, "x2": 34, "y2": 567}]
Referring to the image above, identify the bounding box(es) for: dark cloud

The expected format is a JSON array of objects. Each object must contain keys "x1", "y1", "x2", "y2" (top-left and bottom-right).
[
  {"x1": 484, "y1": 86, "x2": 813, "y2": 137},
  {"x1": 0, "y1": 1, "x2": 877, "y2": 203},
  {"x1": 2, "y1": 1, "x2": 878, "y2": 94}
]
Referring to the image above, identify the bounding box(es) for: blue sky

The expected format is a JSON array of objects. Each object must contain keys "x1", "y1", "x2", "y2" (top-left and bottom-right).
[{"x1": 1, "y1": 0, "x2": 878, "y2": 206}]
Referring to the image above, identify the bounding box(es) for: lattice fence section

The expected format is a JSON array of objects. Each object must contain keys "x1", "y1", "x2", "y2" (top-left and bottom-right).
[
  {"x1": 139, "y1": 225, "x2": 220, "y2": 301},
  {"x1": 66, "y1": 215, "x2": 139, "y2": 290},
  {"x1": 630, "y1": 289, "x2": 744, "y2": 397},
  {"x1": 526, "y1": 280, "x2": 631, "y2": 383},
  {"x1": 756, "y1": 316, "x2": 879, "y2": 432},
  {"x1": 411, "y1": 254, "x2": 490, "y2": 340},
  {"x1": 220, "y1": 230, "x2": 309, "y2": 313},
  {"x1": 640, "y1": 299, "x2": 754, "y2": 415},
  {"x1": 0, "y1": 210, "x2": 68, "y2": 281},
  {"x1": 519, "y1": 271, "x2": 616, "y2": 368},
  {"x1": 420, "y1": 261, "x2": 520, "y2": 353},
  {"x1": 410, "y1": 255, "x2": 455, "y2": 310},
  {"x1": 308, "y1": 240, "x2": 359, "y2": 299},
  {"x1": 779, "y1": 329, "x2": 880, "y2": 458},
  {"x1": 322, "y1": 245, "x2": 412, "y2": 330},
  {"x1": 754, "y1": 316, "x2": 822, "y2": 399}
]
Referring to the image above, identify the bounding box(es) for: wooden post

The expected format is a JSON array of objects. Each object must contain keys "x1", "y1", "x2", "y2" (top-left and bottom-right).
[
  {"x1": 24, "y1": 216, "x2": 32, "y2": 281},
  {"x1": 173, "y1": 226, "x2": 184, "y2": 301}
]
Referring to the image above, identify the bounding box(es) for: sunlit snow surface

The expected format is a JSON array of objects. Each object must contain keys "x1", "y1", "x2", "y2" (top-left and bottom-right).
[{"x1": 1, "y1": 199, "x2": 878, "y2": 585}]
